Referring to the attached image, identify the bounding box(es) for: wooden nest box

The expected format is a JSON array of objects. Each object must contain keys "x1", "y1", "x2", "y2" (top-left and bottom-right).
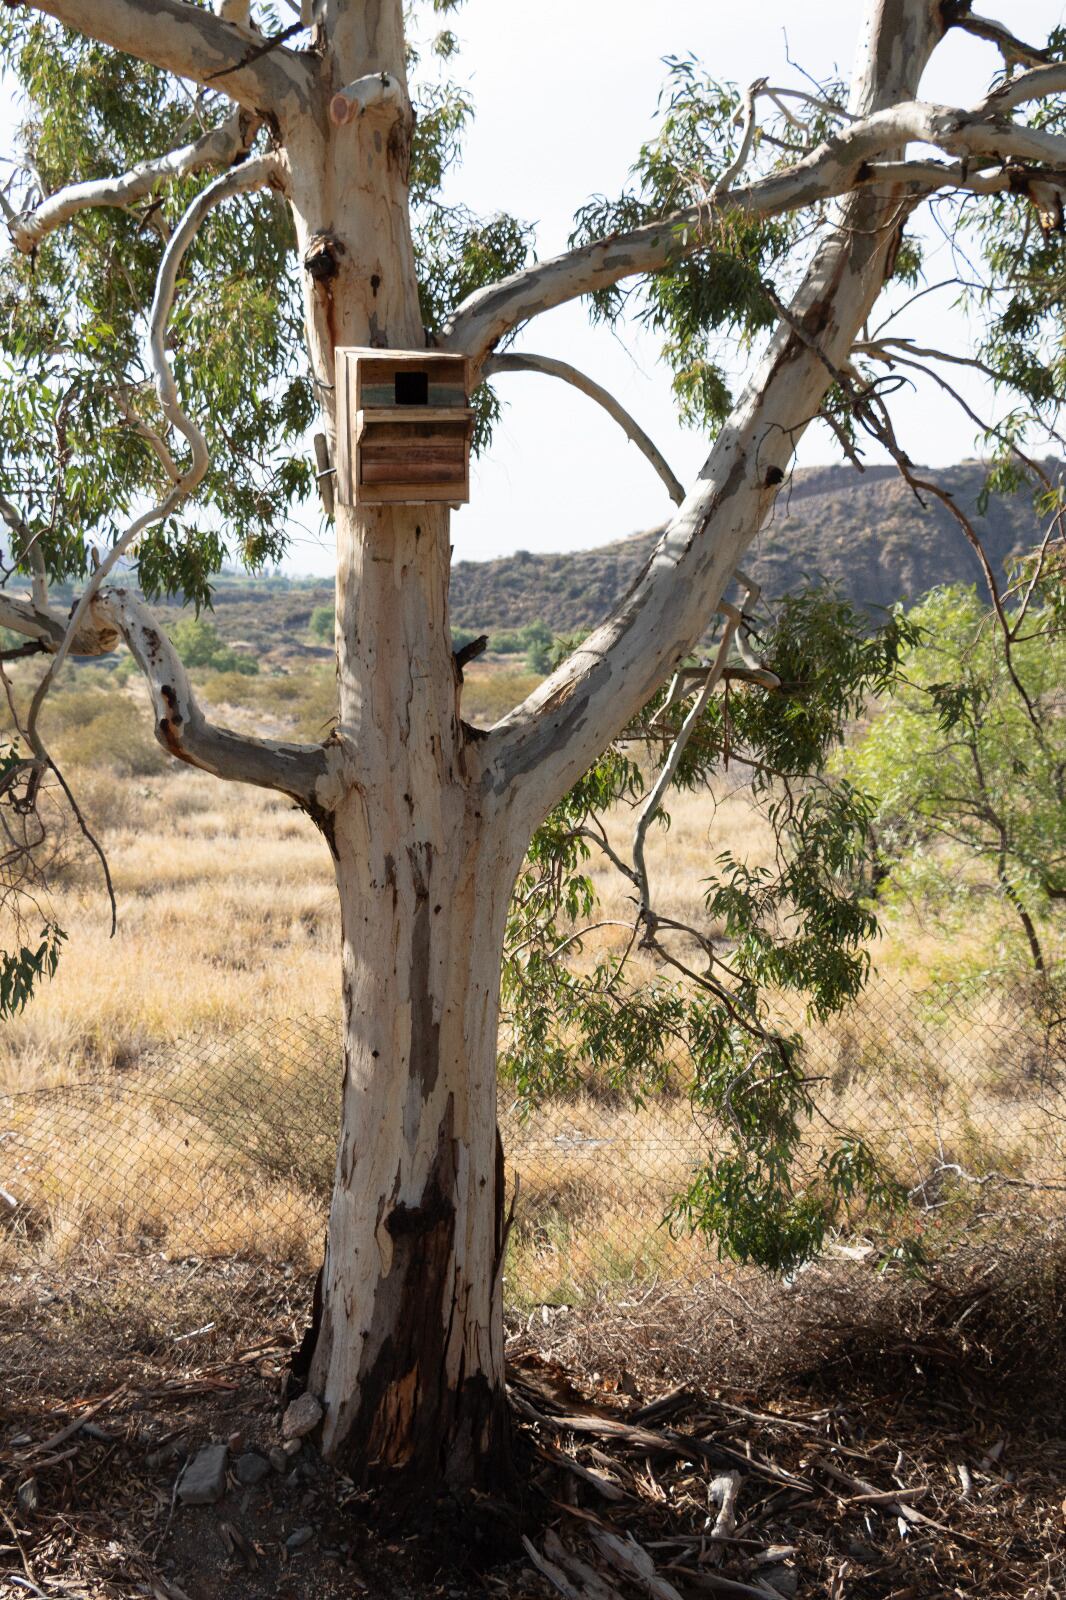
[{"x1": 335, "y1": 347, "x2": 472, "y2": 507}]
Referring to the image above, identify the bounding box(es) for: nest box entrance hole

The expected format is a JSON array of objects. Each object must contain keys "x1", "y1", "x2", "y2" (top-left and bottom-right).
[{"x1": 394, "y1": 369, "x2": 429, "y2": 406}]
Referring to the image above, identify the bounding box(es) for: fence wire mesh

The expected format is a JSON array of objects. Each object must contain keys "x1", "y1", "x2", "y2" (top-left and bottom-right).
[{"x1": 0, "y1": 978, "x2": 1063, "y2": 1306}]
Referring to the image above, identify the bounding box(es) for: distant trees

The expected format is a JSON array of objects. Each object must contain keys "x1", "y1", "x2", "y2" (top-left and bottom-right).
[
  {"x1": 452, "y1": 618, "x2": 555, "y2": 671},
  {"x1": 844, "y1": 575, "x2": 1066, "y2": 976},
  {"x1": 170, "y1": 617, "x2": 258, "y2": 676},
  {"x1": 308, "y1": 605, "x2": 333, "y2": 645},
  {"x1": 491, "y1": 618, "x2": 554, "y2": 673}
]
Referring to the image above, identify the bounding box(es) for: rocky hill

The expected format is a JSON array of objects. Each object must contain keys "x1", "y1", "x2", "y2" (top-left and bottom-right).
[
  {"x1": 449, "y1": 460, "x2": 1057, "y2": 632},
  {"x1": 75, "y1": 459, "x2": 1055, "y2": 658}
]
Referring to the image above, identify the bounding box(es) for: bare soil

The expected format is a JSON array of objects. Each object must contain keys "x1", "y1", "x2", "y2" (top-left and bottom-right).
[{"x1": 1, "y1": 1242, "x2": 1063, "y2": 1599}]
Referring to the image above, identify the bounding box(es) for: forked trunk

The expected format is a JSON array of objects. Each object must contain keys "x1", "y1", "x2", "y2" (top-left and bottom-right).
[{"x1": 272, "y1": 0, "x2": 947, "y2": 1497}]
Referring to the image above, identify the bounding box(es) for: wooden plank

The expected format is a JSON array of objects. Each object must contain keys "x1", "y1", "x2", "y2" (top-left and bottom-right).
[
  {"x1": 335, "y1": 349, "x2": 355, "y2": 504},
  {"x1": 356, "y1": 406, "x2": 472, "y2": 433},
  {"x1": 361, "y1": 461, "x2": 465, "y2": 486},
  {"x1": 354, "y1": 481, "x2": 465, "y2": 504}
]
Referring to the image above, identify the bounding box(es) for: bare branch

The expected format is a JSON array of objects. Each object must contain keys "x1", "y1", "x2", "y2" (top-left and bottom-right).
[
  {"x1": 483, "y1": 352, "x2": 686, "y2": 506},
  {"x1": 20, "y1": 0, "x2": 312, "y2": 117},
  {"x1": 715, "y1": 78, "x2": 767, "y2": 196},
  {"x1": 443, "y1": 93, "x2": 1066, "y2": 366},
  {"x1": 21, "y1": 155, "x2": 281, "y2": 766},
  {"x1": 8, "y1": 110, "x2": 260, "y2": 255},
  {"x1": 978, "y1": 60, "x2": 1066, "y2": 115},
  {"x1": 91, "y1": 587, "x2": 331, "y2": 806},
  {"x1": 632, "y1": 630, "x2": 734, "y2": 928},
  {"x1": 948, "y1": 7, "x2": 1053, "y2": 70},
  {"x1": 0, "y1": 591, "x2": 119, "y2": 655},
  {"x1": 0, "y1": 584, "x2": 330, "y2": 808}
]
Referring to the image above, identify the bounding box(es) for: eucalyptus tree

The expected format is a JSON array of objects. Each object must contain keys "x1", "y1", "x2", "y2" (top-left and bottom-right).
[{"x1": 1, "y1": 0, "x2": 1065, "y2": 1496}]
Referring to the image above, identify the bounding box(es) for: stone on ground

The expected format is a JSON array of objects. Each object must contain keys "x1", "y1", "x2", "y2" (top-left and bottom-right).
[
  {"x1": 177, "y1": 1443, "x2": 228, "y2": 1505},
  {"x1": 281, "y1": 1393, "x2": 322, "y2": 1440}
]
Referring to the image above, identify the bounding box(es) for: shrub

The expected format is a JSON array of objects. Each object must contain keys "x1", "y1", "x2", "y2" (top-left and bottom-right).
[
  {"x1": 309, "y1": 604, "x2": 334, "y2": 644},
  {"x1": 170, "y1": 617, "x2": 258, "y2": 676}
]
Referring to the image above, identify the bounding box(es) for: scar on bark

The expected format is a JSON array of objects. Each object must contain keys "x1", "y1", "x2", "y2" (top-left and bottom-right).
[
  {"x1": 304, "y1": 232, "x2": 344, "y2": 283},
  {"x1": 157, "y1": 683, "x2": 185, "y2": 756},
  {"x1": 300, "y1": 791, "x2": 339, "y2": 858}
]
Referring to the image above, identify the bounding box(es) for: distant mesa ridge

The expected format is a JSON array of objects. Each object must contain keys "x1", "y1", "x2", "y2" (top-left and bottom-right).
[{"x1": 449, "y1": 459, "x2": 1058, "y2": 633}]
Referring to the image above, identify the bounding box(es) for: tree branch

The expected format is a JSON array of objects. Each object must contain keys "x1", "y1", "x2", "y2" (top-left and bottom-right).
[
  {"x1": 632, "y1": 576, "x2": 761, "y2": 931},
  {"x1": 17, "y1": 0, "x2": 312, "y2": 117},
  {"x1": 947, "y1": 6, "x2": 1053, "y2": 69},
  {"x1": 0, "y1": 585, "x2": 332, "y2": 806},
  {"x1": 22, "y1": 154, "x2": 281, "y2": 757},
  {"x1": 7, "y1": 109, "x2": 260, "y2": 255},
  {"x1": 481, "y1": 0, "x2": 948, "y2": 823},
  {"x1": 91, "y1": 587, "x2": 332, "y2": 806},
  {"x1": 483, "y1": 352, "x2": 686, "y2": 506},
  {"x1": 443, "y1": 83, "x2": 1066, "y2": 366}
]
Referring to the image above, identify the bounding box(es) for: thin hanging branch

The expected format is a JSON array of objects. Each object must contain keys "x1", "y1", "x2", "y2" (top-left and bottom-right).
[
  {"x1": 24, "y1": 154, "x2": 281, "y2": 763},
  {"x1": 483, "y1": 352, "x2": 686, "y2": 506}
]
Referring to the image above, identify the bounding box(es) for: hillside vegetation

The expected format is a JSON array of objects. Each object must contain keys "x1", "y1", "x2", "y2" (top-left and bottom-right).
[
  {"x1": 450, "y1": 460, "x2": 1056, "y2": 631},
  {"x1": 60, "y1": 459, "x2": 1051, "y2": 657}
]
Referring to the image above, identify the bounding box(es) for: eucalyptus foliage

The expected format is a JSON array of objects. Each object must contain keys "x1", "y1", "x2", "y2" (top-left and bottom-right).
[
  {"x1": 570, "y1": 57, "x2": 859, "y2": 432},
  {"x1": 502, "y1": 589, "x2": 920, "y2": 1273},
  {"x1": 0, "y1": 0, "x2": 529, "y2": 606}
]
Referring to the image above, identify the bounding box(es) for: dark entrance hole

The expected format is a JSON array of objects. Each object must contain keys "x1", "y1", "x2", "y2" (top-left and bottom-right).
[{"x1": 395, "y1": 370, "x2": 429, "y2": 406}]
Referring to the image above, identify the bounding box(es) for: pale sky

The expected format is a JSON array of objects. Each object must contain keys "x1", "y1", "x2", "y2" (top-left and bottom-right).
[
  {"x1": 2, "y1": 3, "x2": 1065, "y2": 576},
  {"x1": 434, "y1": 0, "x2": 1066, "y2": 574}
]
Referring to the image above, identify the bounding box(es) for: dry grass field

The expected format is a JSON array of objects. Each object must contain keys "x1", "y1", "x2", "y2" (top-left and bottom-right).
[{"x1": 0, "y1": 657, "x2": 1062, "y2": 1301}]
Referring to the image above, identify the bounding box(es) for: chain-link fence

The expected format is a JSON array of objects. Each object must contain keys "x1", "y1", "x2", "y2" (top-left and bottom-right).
[{"x1": 0, "y1": 978, "x2": 1063, "y2": 1306}]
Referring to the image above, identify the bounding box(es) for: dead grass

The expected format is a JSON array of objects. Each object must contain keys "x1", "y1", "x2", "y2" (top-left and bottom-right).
[{"x1": 0, "y1": 665, "x2": 1062, "y2": 1297}]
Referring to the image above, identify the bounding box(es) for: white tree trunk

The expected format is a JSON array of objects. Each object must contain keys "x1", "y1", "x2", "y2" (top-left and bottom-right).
[
  {"x1": 310, "y1": 633, "x2": 520, "y2": 1478},
  {"x1": 269, "y1": 5, "x2": 518, "y2": 1483}
]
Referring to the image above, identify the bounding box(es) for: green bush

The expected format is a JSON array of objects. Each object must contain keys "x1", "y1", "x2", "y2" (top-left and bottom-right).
[
  {"x1": 42, "y1": 683, "x2": 164, "y2": 775},
  {"x1": 309, "y1": 605, "x2": 334, "y2": 644},
  {"x1": 490, "y1": 619, "x2": 554, "y2": 671},
  {"x1": 170, "y1": 617, "x2": 258, "y2": 676}
]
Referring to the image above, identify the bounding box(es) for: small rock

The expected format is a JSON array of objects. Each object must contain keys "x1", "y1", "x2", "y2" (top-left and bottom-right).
[
  {"x1": 177, "y1": 1443, "x2": 228, "y2": 1506},
  {"x1": 81, "y1": 1422, "x2": 116, "y2": 1443},
  {"x1": 227, "y1": 1430, "x2": 244, "y2": 1452},
  {"x1": 285, "y1": 1526, "x2": 314, "y2": 1551},
  {"x1": 268, "y1": 1446, "x2": 289, "y2": 1473},
  {"x1": 761, "y1": 1570, "x2": 798, "y2": 1599},
  {"x1": 281, "y1": 1393, "x2": 322, "y2": 1441},
  {"x1": 16, "y1": 1477, "x2": 38, "y2": 1514},
  {"x1": 282, "y1": 1438, "x2": 303, "y2": 1459},
  {"x1": 235, "y1": 1451, "x2": 270, "y2": 1487}
]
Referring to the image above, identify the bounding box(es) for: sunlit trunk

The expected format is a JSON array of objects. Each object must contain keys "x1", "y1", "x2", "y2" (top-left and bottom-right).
[{"x1": 279, "y1": 14, "x2": 518, "y2": 1481}]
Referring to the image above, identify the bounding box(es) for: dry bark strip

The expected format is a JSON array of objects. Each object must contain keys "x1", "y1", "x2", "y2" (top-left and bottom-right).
[
  {"x1": 589, "y1": 1529, "x2": 687, "y2": 1600},
  {"x1": 519, "y1": 1400, "x2": 809, "y2": 1492}
]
